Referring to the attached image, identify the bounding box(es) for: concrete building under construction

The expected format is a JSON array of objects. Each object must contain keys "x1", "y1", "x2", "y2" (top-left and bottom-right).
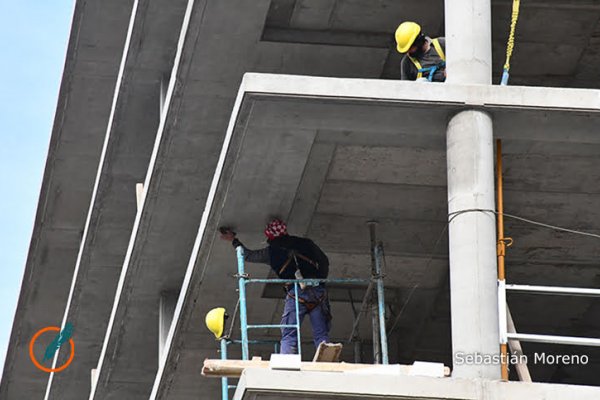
[{"x1": 3, "y1": 0, "x2": 600, "y2": 399}]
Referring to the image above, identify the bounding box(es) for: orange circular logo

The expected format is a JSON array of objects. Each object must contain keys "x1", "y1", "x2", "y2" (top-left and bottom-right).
[{"x1": 29, "y1": 326, "x2": 75, "y2": 373}]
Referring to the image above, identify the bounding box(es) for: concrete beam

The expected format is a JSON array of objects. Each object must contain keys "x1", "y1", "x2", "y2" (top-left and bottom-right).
[{"x1": 234, "y1": 368, "x2": 600, "y2": 399}]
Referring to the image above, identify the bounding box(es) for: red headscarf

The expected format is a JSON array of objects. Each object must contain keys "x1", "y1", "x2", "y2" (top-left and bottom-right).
[{"x1": 264, "y1": 219, "x2": 288, "y2": 241}]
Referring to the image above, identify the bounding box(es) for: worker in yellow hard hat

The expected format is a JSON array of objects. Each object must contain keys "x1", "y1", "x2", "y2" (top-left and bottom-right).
[
  {"x1": 205, "y1": 307, "x2": 228, "y2": 339},
  {"x1": 395, "y1": 21, "x2": 446, "y2": 82}
]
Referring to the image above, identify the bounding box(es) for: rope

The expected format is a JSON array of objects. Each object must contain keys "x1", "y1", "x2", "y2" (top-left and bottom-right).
[
  {"x1": 225, "y1": 298, "x2": 240, "y2": 339},
  {"x1": 501, "y1": 0, "x2": 521, "y2": 85},
  {"x1": 448, "y1": 208, "x2": 600, "y2": 240}
]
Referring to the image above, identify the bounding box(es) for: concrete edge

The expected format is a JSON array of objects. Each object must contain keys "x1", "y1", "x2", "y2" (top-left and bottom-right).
[
  {"x1": 234, "y1": 368, "x2": 600, "y2": 400},
  {"x1": 240, "y1": 72, "x2": 600, "y2": 111}
]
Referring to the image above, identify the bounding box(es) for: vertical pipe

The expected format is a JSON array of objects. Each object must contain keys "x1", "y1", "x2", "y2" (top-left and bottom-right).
[
  {"x1": 368, "y1": 222, "x2": 381, "y2": 364},
  {"x1": 294, "y1": 282, "x2": 302, "y2": 358},
  {"x1": 374, "y1": 244, "x2": 389, "y2": 364},
  {"x1": 220, "y1": 339, "x2": 229, "y2": 400},
  {"x1": 354, "y1": 340, "x2": 362, "y2": 363},
  {"x1": 236, "y1": 246, "x2": 249, "y2": 360},
  {"x1": 447, "y1": 110, "x2": 500, "y2": 380},
  {"x1": 496, "y1": 139, "x2": 509, "y2": 380}
]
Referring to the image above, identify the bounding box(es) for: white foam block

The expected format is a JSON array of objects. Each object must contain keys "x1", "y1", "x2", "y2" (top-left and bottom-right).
[
  {"x1": 409, "y1": 361, "x2": 446, "y2": 378},
  {"x1": 269, "y1": 354, "x2": 302, "y2": 370}
]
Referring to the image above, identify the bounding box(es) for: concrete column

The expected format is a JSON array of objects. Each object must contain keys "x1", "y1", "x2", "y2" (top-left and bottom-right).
[
  {"x1": 445, "y1": 0, "x2": 499, "y2": 380},
  {"x1": 159, "y1": 291, "x2": 178, "y2": 365},
  {"x1": 447, "y1": 110, "x2": 499, "y2": 379},
  {"x1": 444, "y1": 0, "x2": 492, "y2": 84}
]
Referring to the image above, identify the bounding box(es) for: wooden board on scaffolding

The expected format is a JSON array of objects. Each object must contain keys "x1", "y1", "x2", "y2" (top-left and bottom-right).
[
  {"x1": 202, "y1": 358, "x2": 451, "y2": 378},
  {"x1": 313, "y1": 342, "x2": 343, "y2": 362}
]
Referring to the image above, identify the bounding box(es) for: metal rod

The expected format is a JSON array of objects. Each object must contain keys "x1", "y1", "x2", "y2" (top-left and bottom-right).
[
  {"x1": 246, "y1": 278, "x2": 368, "y2": 284},
  {"x1": 374, "y1": 244, "x2": 389, "y2": 364},
  {"x1": 347, "y1": 280, "x2": 375, "y2": 343},
  {"x1": 507, "y1": 333, "x2": 600, "y2": 347},
  {"x1": 506, "y1": 284, "x2": 600, "y2": 297},
  {"x1": 496, "y1": 139, "x2": 509, "y2": 381},
  {"x1": 353, "y1": 340, "x2": 362, "y2": 363},
  {"x1": 247, "y1": 324, "x2": 297, "y2": 329},
  {"x1": 220, "y1": 339, "x2": 228, "y2": 400},
  {"x1": 368, "y1": 222, "x2": 381, "y2": 364},
  {"x1": 294, "y1": 282, "x2": 302, "y2": 358},
  {"x1": 230, "y1": 339, "x2": 279, "y2": 345},
  {"x1": 236, "y1": 246, "x2": 249, "y2": 360}
]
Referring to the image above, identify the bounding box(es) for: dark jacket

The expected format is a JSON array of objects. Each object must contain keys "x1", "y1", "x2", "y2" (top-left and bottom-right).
[
  {"x1": 232, "y1": 235, "x2": 329, "y2": 279},
  {"x1": 400, "y1": 36, "x2": 446, "y2": 82}
]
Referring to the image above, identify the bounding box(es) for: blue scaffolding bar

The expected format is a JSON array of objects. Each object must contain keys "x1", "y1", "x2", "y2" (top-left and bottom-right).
[
  {"x1": 374, "y1": 244, "x2": 389, "y2": 364},
  {"x1": 220, "y1": 339, "x2": 228, "y2": 400},
  {"x1": 236, "y1": 246, "x2": 249, "y2": 360}
]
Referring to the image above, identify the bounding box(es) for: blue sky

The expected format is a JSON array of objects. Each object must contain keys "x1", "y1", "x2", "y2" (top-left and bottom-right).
[{"x1": 0, "y1": 1, "x2": 74, "y2": 377}]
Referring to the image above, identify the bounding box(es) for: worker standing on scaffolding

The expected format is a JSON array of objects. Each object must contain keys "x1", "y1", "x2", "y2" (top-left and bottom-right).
[
  {"x1": 395, "y1": 21, "x2": 446, "y2": 82},
  {"x1": 220, "y1": 218, "x2": 331, "y2": 354}
]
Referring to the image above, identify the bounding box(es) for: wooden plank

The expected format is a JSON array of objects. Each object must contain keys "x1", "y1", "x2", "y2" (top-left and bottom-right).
[
  {"x1": 201, "y1": 359, "x2": 451, "y2": 378},
  {"x1": 312, "y1": 342, "x2": 343, "y2": 362},
  {"x1": 507, "y1": 305, "x2": 532, "y2": 382}
]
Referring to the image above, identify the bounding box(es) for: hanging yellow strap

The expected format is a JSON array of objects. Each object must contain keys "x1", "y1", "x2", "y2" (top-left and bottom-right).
[
  {"x1": 408, "y1": 55, "x2": 423, "y2": 79},
  {"x1": 432, "y1": 38, "x2": 445, "y2": 62},
  {"x1": 502, "y1": 0, "x2": 521, "y2": 84}
]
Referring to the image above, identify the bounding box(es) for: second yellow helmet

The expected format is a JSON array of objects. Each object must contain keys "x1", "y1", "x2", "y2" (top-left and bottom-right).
[
  {"x1": 205, "y1": 307, "x2": 227, "y2": 339},
  {"x1": 395, "y1": 22, "x2": 421, "y2": 53}
]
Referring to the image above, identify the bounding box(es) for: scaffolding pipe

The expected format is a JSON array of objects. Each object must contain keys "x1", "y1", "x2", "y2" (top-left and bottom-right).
[
  {"x1": 293, "y1": 282, "x2": 302, "y2": 358},
  {"x1": 236, "y1": 246, "x2": 249, "y2": 360},
  {"x1": 347, "y1": 280, "x2": 375, "y2": 343},
  {"x1": 374, "y1": 244, "x2": 389, "y2": 364},
  {"x1": 496, "y1": 139, "x2": 509, "y2": 381},
  {"x1": 507, "y1": 333, "x2": 600, "y2": 347},
  {"x1": 220, "y1": 339, "x2": 229, "y2": 400},
  {"x1": 506, "y1": 285, "x2": 600, "y2": 297},
  {"x1": 246, "y1": 278, "x2": 367, "y2": 285},
  {"x1": 368, "y1": 222, "x2": 381, "y2": 364}
]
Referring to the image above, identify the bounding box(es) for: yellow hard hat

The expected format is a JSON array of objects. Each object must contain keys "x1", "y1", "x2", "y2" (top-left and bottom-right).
[
  {"x1": 395, "y1": 22, "x2": 421, "y2": 53},
  {"x1": 205, "y1": 307, "x2": 227, "y2": 339}
]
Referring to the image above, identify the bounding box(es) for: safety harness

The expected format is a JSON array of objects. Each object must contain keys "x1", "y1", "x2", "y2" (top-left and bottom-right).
[
  {"x1": 407, "y1": 38, "x2": 446, "y2": 82},
  {"x1": 278, "y1": 250, "x2": 327, "y2": 312},
  {"x1": 277, "y1": 250, "x2": 320, "y2": 277}
]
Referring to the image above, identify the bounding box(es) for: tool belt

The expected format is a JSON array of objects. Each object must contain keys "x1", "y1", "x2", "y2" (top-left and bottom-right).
[{"x1": 285, "y1": 287, "x2": 327, "y2": 313}]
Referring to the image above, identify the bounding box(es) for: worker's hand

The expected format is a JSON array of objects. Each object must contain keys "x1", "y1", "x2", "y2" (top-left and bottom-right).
[{"x1": 219, "y1": 227, "x2": 236, "y2": 242}]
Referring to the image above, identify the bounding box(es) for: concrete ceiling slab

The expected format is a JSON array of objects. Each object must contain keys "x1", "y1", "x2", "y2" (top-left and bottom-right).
[{"x1": 146, "y1": 74, "x2": 600, "y2": 398}]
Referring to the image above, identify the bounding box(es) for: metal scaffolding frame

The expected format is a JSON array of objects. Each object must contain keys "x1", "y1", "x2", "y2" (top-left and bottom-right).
[
  {"x1": 216, "y1": 238, "x2": 390, "y2": 400},
  {"x1": 496, "y1": 139, "x2": 600, "y2": 383}
]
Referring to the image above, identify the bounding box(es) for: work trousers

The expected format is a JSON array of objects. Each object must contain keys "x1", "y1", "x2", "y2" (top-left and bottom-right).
[{"x1": 280, "y1": 284, "x2": 331, "y2": 354}]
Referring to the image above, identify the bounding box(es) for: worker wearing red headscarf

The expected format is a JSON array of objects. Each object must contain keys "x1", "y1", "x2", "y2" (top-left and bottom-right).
[{"x1": 220, "y1": 218, "x2": 331, "y2": 354}]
